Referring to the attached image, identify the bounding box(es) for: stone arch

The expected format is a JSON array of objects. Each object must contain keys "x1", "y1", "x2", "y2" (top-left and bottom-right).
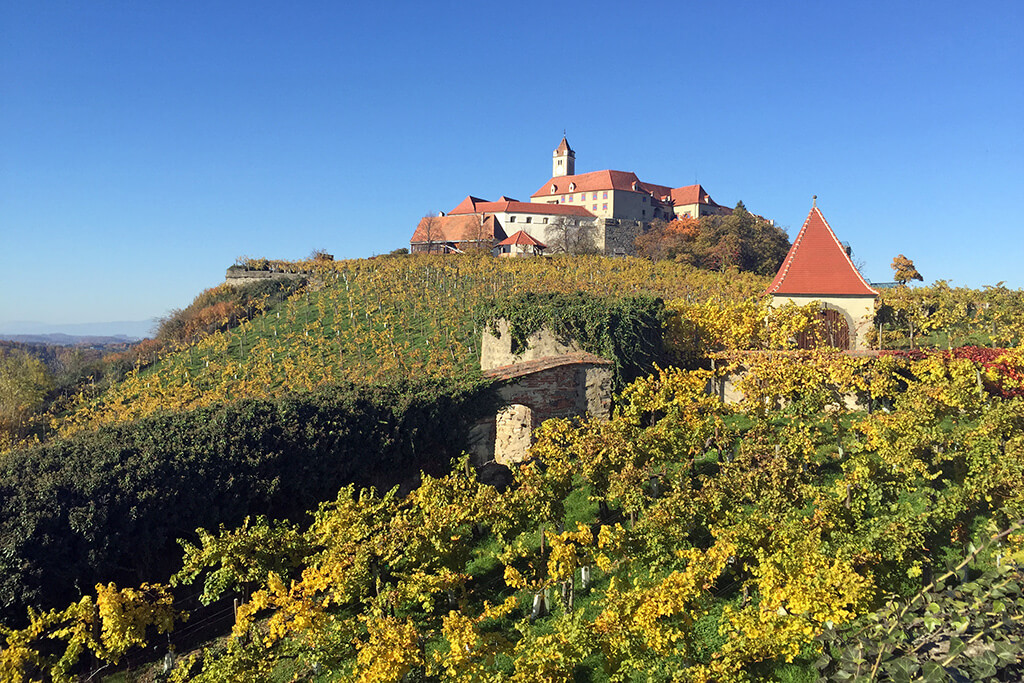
[{"x1": 468, "y1": 352, "x2": 614, "y2": 470}]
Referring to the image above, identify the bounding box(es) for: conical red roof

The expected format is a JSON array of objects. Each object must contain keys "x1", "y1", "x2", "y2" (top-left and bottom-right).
[
  {"x1": 497, "y1": 230, "x2": 546, "y2": 248},
  {"x1": 766, "y1": 206, "x2": 878, "y2": 297}
]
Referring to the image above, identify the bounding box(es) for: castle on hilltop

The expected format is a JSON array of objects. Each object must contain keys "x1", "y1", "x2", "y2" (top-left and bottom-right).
[{"x1": 410, "y1": 137, "x2": 732, "y2": 256}]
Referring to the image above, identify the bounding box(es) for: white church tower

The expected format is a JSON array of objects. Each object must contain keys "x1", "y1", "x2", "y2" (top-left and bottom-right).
[{"x1": 552, "y1": 136, "x2": 575, "y2": 177}]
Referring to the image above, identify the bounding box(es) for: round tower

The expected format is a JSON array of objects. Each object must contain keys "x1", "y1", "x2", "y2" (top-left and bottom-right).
[{"x1": 552, "y1": 136, "x2": 575, "y2": 177}]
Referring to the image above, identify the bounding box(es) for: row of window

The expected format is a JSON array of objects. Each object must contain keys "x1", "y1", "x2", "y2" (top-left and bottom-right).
[{"x1": 562, "y1": 191, "x2": 609, "y2": 202}]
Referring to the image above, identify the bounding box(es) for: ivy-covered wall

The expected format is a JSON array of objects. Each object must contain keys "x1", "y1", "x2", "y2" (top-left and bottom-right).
[{"x1": 0, "y1": 376, "x2": 496, "y2": 624}]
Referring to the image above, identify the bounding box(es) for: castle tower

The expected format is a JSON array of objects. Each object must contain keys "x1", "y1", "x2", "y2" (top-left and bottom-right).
[{"x1": 552, "y1": 136, "x2": 575, "y2": 177}]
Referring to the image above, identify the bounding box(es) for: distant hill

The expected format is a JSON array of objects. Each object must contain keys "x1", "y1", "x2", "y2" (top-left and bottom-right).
[
  {"x1": 0, "y1": 320, "x2": 154, "y2": 342},
  {"x1": 0, "y1": 333, "x2": 140, "y2": 347}
]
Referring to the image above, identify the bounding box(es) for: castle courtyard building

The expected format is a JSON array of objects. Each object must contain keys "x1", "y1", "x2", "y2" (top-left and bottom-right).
[{"x1": 410, "y1": 136, "x2": 732, "y2": 255}]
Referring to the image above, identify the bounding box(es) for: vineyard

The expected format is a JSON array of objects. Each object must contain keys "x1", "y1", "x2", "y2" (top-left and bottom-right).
[
  {"x1": 37, "y1": 255, "x2": 770, "y2": 443},
  {"x1": 5, "y1": 350, "x2": 1024, "y2": 681},
  {"x1": 5, "y1": 254, "x2": 1024, "y2": 681}
]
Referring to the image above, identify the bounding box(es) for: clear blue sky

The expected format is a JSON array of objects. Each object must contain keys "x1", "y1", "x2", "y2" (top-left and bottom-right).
[{"x1": 2, "y1": 0, "x2": 1021, "y2": 330}]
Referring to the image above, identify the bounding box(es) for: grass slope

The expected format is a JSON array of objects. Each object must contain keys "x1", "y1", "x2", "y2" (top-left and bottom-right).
[{"x1": 52, "y1": 255, "x2": 769, "y2": 439}]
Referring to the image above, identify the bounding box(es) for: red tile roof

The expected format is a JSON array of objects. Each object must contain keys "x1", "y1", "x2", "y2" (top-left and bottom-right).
[
  {"x1": 410, "y1": 214, "x2": 506, "y2": 244},
  {"x1": 554, "y1": 136, "x2": 573, "y2": 154},
  {"x1": 449, "y1": 196, "x2": 593, "y2": 217},
  {"x1": 766, "y1": 206, "x2": 878, "y2": 297},
  {"x1": 448, "y1": 196, "x2": 489, "y2": 215},
  {"x1": 531, "y1": 172, "x2": 720, "y2": 208},
  {"x1": 483, "y1": 352, "x2": 612, "y2": 381},
  {"x1": 497, "y1": 230, "x2": 547, "y2": 248},
  {"x1": 670, "y1": 184, "x2": 721, "y2": 207},
  {"x1": 532, "y1": 170, "x2": 653, "y2": 198}
]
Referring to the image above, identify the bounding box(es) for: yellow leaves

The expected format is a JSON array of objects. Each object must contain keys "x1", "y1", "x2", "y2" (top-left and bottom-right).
[
  {"x1": 94, "y1": 582, "x2": 176, "y2": 660},
  {"x1": 504, "y1": 565, "x2": 527, "y2": 590},
  {"x1": 594, "y1": 539, "x2": 735, "y2": 660},
  {"x1": 430, "y1": 598, "x2": 517, "y2": 680},
  {"x1": 352, "y1": 615, "x2": 422, "y2": 683},
  {"x1": 717, "y1": 529, "x2": 873, "y2": 666},
  {"x1": 0, "y1": 583, "x2": 179, "y2": 682}
]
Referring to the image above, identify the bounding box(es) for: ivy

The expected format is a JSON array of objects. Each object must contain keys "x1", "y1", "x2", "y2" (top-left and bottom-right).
[
  {"x1": 0, "y1": 375, "x2": 497, "y2": 625},
  {"x1": 488, "y1": 291, "x2": 669, "y2": 389},
  {"x1": 817, "y1": 524, "x2": 1024, "y2": 682}
]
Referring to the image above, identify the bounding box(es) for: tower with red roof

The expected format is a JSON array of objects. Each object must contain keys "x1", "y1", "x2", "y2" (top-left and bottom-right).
[{"x1": 766, "y1": 201, "x2": 878, "y2": 350}]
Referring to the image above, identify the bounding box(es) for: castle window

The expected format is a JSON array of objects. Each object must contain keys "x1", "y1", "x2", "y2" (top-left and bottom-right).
[
  {"x1": 557, "y1": 159, "x2": 563, "y2": 166},
  {"x1": 543, "y1": 218, "x2": 549, "y2": 223},
  {"x1": 602, "y1": 203, "x2": 608, "y2": 210},
  {"x1": 603, "y1": 191, "x2": 608, "y2": 199},
  {"x1": 592, "y1": 192, "x2": 597, "y2": 200},
  {"x1": 509, "y1": 216, "x2": 516, "y2": 222},
  {"x1": 592, "y1": 204, "x2": 597, "y2": 211},
  {"x1": 525, "y1": 217, "x2": 532, "y2": 223}
]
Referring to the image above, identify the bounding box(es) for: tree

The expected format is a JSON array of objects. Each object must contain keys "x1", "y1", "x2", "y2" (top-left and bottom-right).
[
  {"x1": 545, "y1": 217, "x2": 599, "y2": 255},
  {"x1": 461, "y1": 215, "x2": 497, "y2": 254},
  {"x1": 635, "y1": 204, "x2": 789, "y2": 275},
  {"x1": 891, "y1": 254, "x2": 923, "y2": 285},
  {"x1": 0, "y1": 348, "x2": 52, "y2": 443},
  {"x1": 634, "y1": 218, "x2": 698, "y2": 262},
  {"x1": 417, "y1": 214, "x2": 443, "y2": 254}
]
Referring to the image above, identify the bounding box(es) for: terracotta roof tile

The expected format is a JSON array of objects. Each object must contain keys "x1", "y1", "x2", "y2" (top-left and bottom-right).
[
  {"x1": 483, "y1": 352, "x2": 612, "y2": 380},
  {"x1": 497, "y1": 230, "x2": 547, "y2": 248},
  {"x1": 670, "y1": 184, "x2": 721, "y2": 207},
  {"x1": 531, "y1": 170, "x2": 648, "y2": 198},
  {"x1": 410, "y1": 214, "x2": 506, "y2": 244},
  {"x1": 554, "y1": 136, "x2": 573, "y2": 154},
  {"x1": 766, "y1": 206, "x2": 878, "y2": 297},
  {"x1": 450, "y1": 198, "x2": 593, "y2": 217}
]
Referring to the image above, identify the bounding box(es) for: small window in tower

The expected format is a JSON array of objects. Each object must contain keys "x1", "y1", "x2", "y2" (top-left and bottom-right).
[{"x1": 558, "y1": 160, "x2": 563, "y2": 166}]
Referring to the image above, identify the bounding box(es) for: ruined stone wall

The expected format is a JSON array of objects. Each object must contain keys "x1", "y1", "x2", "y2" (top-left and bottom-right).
[
  {"x1": 480, "y1": 319, "x2": 585, "y2": 371},
  {"x1": 600, "y1": 218, "x2": 645, "y2": 257},
  {"x1": 224, "y1": 269, "x2": 305, "y2": 287},
  {"x1": 472, "y1": 353, "x2": 613, "y2": 467}
]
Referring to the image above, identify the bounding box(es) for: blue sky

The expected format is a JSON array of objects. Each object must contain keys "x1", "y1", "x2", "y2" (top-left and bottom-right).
[{"x1": 2, "y1": 0, "x2": 1021, "y2": 331}]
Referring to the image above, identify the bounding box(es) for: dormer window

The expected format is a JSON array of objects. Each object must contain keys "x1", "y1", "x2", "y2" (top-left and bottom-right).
[
  {"x1": 550, "y1": 184, "x2": 557, "y2": 193},
  {"x1": 631, "y1": 181, "x2": 638, "y2": 191},
  {"x1": 569, "y1": 182, "x2": 576, "y2": 191}
]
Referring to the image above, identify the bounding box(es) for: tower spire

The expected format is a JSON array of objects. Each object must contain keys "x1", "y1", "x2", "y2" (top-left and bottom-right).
[{"x1": 552, "y1": 135, "x2": 575, "y2": 177}]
